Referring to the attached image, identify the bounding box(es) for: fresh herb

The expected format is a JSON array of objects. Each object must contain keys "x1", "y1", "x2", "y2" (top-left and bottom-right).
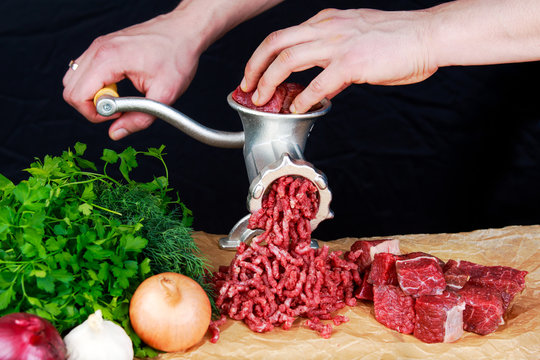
[
  {"x1": 95, "y1": 149, "x2": 218, "y2": 315},
  {"x1": 0, "y1": 143, "x2": 209, "y2": 358}
]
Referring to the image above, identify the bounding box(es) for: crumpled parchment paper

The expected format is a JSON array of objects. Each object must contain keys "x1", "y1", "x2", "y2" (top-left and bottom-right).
[{"x1": 158, "y1": 225, "x2": 540, "y2": 360}]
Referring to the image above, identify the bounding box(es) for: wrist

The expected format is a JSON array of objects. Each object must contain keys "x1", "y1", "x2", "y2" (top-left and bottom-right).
[
  {"x1": 426, "y1": 0, "x2": 540, "y2": 68},
  {"x1": 168, "y1": 0, "x2": 285, "y2": 53}
]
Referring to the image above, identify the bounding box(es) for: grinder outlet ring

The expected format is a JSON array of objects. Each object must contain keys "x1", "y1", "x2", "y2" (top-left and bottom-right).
[{"x1": 247, "y1": 153, "x2": 334, "y2": 232}]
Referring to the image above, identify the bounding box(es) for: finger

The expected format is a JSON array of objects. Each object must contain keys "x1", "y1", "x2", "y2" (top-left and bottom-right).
[
  {"x1": 290, "y1": 65, "x2": 349, "y2": 114},
  {"x1": 78, "y1": 98, "x2": 121, "y2": 123},
  {"x1": 64, "y1": 40, "x2": 130, "y2": 121},
  {"x1": 108, "y1": 112, "x2": 156, "y2": 140},
  {"x1": 106, "y1": 73, "x2": 187, "y2": 140},
  {"x1": 252, "y1": 41, "x2": 331, "y2": 106},
  {"x1": 242, "y1": 24, "x2": 318, "y2": 92}
]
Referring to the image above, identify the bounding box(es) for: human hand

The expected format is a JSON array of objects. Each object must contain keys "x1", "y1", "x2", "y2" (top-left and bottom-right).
[
  {"x1": 63, "y1": 12, "x2": 203, "y2": 140},
  {"x1": 241, "y1": 8, "x2": 438, "y2": 113}
]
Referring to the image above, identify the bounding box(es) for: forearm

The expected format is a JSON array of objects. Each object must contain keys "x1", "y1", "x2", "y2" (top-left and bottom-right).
[
  {"x1": 170, "y1": 0, "x2": 285, "y2": 53},
  {"x1": 429, "y1": 0, "x2": 540, "y2": 67}
]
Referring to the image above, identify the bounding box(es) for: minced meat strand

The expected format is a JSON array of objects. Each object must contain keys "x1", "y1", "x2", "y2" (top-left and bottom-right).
[{"x1": 212, "y1": 176, "x2": 358, "y2": 340}]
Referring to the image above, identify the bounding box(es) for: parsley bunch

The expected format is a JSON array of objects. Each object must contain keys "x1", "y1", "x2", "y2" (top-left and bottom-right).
[{"x1": 0, "y1": 143, "x2": 202, "y2": 357}]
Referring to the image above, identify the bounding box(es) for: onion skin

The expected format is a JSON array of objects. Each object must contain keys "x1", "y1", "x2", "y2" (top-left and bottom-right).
[
  {"x1": 0, "y1": 312, "x2": 67, "y2": 360},
  {"x1": 129, "y1": 272, "x2": 212, "y2": 352}
]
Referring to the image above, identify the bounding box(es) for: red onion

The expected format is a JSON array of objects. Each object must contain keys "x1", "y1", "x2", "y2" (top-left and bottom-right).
[{"x1": 0, "y1": 313, "x2": 66, "y2": 360}]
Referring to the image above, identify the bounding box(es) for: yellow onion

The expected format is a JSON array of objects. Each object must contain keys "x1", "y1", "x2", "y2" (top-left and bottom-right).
[{"x1": 129, "y1": 272, "x2": 211, "y2": 352}]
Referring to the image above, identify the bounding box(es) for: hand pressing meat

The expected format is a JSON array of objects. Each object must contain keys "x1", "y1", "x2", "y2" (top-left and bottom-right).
[{"x1": 240, "y1": 2, "x2": 540, "y2": 114}]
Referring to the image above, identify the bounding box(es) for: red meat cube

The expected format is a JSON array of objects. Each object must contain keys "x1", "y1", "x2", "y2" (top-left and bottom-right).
[
  {"x1": 443, "y1": 260, "x2": 527, "y2": 310},
  {"x1": 349, "y1": 239, "x2": 400, "y2": 271},
  {"x1": 468, "y1": 268, "x2": 527, "y2": 311},
  {"x1": 354, "y1": 269, "x2": 374, "y2": 301},
  {"x1": 368, "y1": 253, "x2": 399, "y2": 286},
  {"x1": 404, "y1": 251, "x2": 445, "y2": 267},
  {"x1": 443, "y1": 260, "x2": 471, "y2": 290},
  {"x1": 458, "y1": 282, "x2": 505, "y2": 335},
  {"x1": 396, "y1": 255, "x2": 446, "y2": 297},
  {"x1": 414, "y1": 291, "x2": 465, "y2": 343},
  {"x1": 373, "y1": 284, "x2": 415, "y2": 334}
]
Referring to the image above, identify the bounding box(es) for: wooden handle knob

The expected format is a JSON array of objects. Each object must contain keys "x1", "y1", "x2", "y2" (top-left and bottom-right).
[{"x1": 93, "y1": 84, "x2": 119, "y2": 105}]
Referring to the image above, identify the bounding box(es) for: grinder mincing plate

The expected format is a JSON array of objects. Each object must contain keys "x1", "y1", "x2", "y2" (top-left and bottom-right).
[{"x1": 95, "y1": 86, "x2": 333, "y2": 250}]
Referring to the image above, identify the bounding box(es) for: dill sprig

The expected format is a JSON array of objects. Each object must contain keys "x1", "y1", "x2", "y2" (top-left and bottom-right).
[{"x1": 94, "y1": 176, "x2": 218, "y2": 315}]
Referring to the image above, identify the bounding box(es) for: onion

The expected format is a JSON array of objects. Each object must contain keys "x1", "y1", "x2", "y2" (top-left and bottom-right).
[
  {"x1": 129, "y1": 272, "x2": 212, "y2": 352},
  {"x1": 0, "y1": 312, "x2": 66, "y2": 360}
]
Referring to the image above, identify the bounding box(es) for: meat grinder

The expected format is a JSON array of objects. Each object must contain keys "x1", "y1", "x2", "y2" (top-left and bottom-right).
[{"x1": 95, "y1": 86, "x2": 334, "y2": 250}]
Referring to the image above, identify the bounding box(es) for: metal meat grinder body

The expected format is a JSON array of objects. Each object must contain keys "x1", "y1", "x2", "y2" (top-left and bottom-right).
[{"x1": 96, "y1": 91, "x2": 333, "y2": 250}]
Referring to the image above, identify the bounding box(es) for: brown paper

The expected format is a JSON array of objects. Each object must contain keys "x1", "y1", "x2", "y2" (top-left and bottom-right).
[{"x1": 158, "y1": 225, "x2": 540, "y2": 360}]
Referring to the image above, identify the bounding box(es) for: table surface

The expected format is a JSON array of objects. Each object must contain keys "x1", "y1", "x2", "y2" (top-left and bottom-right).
[{"x1": 156, "y1": 225, "x2": 540, "y2": 360}]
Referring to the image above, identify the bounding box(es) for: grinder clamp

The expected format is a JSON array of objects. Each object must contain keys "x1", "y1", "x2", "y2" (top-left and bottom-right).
[{"x1": 95, "y1": 87, "x2": 333, "y2": 250}]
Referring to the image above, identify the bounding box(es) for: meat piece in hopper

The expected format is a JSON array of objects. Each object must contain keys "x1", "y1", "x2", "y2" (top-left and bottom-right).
[{"x1": 231, "y1": 82, "x2": 321, "y2": 114}]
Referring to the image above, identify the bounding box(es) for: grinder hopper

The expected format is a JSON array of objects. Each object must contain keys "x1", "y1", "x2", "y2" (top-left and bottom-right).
[{"x1": 95, "y1": 88, "x2": 333, "y2": 250}]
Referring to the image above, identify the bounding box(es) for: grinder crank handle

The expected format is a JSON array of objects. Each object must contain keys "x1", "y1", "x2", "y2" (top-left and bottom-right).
[{"x1": 93, "y1": 85, "x2": 244, "y2": 149}]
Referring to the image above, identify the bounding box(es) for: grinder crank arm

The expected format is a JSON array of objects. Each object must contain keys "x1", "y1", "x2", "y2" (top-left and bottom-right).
[
  {"x1": 93, "y1": 84, "x2": 333, "y2": 251},
  {"x1": 93, "y1": 84, "x2": 244, "y2": 149}
]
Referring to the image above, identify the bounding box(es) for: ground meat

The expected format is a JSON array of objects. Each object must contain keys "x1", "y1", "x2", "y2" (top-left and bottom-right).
[
  {"x1": 212, "y1": 176, "x2": 358, "y2": 339},
  {"x1": 208, "y1": 315, "x2": 227, "y2": 343}
]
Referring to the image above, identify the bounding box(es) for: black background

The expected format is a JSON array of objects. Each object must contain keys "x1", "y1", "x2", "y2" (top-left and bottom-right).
[{"x1": 1, "y1": 0, "x2": 539, "y2": 240}]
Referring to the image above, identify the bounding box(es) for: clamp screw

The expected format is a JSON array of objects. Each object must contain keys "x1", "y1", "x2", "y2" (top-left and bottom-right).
[
  {"x1": 314, "y1": 175, "x2": 328, "y2": 190},
  {"x1": 252, "y1": 184, "x2": 264, "y2": 199}
]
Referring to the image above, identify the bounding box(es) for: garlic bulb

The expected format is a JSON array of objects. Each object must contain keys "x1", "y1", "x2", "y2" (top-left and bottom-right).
[{"x1": 64, "y1": 310, "x2": 133, "y2": 360}]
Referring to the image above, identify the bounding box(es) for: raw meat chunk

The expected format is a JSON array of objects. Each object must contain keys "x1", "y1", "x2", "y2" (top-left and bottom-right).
[
  {"x1": 443, "y1": 260, "x2": 471, "y2": 290},
  {"x1": 281, "y1": 83, "x2": 304, "y2": 114},
  {"x1": 458, "y1": 282, "x2": 505, "y2": 335},
  {"x1": 404, "y1": 251, "x2": 445, "y2": 267},
  {"x1": 373, "y1": 284, "x2": 415, "y2": 334},
  {"x1": 396, "y1": 255, "x2": 446, "y2": 297},
  {"x1": 349, "y1": 239, "x2": 400, "y2": 271},
  {"x1": 232, "y1": 84, "x2": 287, "y2": 113},
  {"x1": 414, "y1": 291, "x2": 465, "y2": 343},
  {"x1": 443, "y1": 259, "x2": 527, "y2": 310},
  {"x1": 232, "y1": 82, "x2": 310, "y2": 114},
  {"x1": 467, "y1": 268, "x2": 527, "y2": 311},
  {"x1": 368, "y1": 253, "x2": 400, "y2": 286},
  {"x1": 354, "y1": 269, "x2": 374, "y2": 301}
]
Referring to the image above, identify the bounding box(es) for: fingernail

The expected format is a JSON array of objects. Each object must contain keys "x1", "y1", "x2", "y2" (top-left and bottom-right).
[
  {"x1": 240, "y1": 77, "x2": 247, "y2": 92},
  {"x1": 289, "y1": 103, "x2": 297, "y2": 114},
  {"x1": 111, "y1": 128, "x2": 128, "y2": 140},
  {"x1": 252, "y1": 90, "x2": 259, "y2": 105}
]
